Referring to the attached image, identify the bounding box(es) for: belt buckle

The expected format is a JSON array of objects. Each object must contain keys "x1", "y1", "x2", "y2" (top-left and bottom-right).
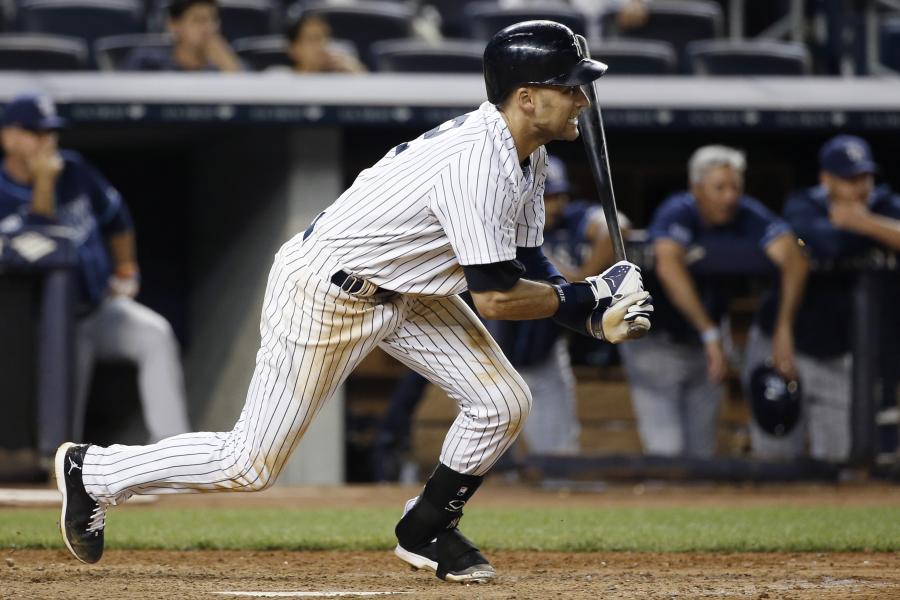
[{"x1": 341, "y1": 274, "x2": 377, "y2": 298}]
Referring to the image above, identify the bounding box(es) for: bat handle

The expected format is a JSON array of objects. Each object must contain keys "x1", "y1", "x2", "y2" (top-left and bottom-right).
[{"x1": 627, "y1": 323, "x2": 649, "y2": 339}]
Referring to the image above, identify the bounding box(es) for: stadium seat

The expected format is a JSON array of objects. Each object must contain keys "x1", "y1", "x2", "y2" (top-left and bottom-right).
[
  {"x1": 881, "y1": 15, "x2": 900, "y2": 73},
  {"x1": 0, "y1": 33, "x2": 88, "y2": 70},
  {"x1": 18, "y1": 0, "x2": 145, "y2": 52},
  {"x1": 687, "y1": 40, "x2": 811, "y2": 75},
  {"x1": 589, "y1": 39, "x2": 677, "y2": 75},
  {"x1": 464, "y1": 2, "x2": 588, "y2": 41},
  {"x1": 93, "y1": 32, "x2": 171, "y2": 70},
  {"x1": 302, "y1": 1, "x2": 416, "y2": 71},
  {"x1": 232, "y1": 33, "x2": 361, "y2": 72},
  {"x1": 422, "y1": 0, "x2": 495, "y2": 38},
  {"x1": 598, "y1": 0, "x2": 723, "y2": 72},
  {"x1": 231, "y1": 35, "x2": 292, "y2": 71},
  {"x1": 216, "y1": 0, "x2": 278, "y2": 44},
  {"x1": 370, "y1": 39, "x2": 484, "y2": 73}
]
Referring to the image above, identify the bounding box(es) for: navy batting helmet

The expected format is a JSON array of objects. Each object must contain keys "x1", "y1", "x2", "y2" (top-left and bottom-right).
[
  {"x1": 483, "y1": 20, "x2": 608, "y2": 105},
  {"x1": 748, "y1": 363, "x2": 802, "y2": 437}
]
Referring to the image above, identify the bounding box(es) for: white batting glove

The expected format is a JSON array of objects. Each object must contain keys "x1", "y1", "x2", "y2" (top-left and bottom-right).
[
  {"x1": 584, "y1": 260, "x2": 645, "y2": 307},
  {"x1": 588, "y1": 290, "x2": 653, "y2": 343}
]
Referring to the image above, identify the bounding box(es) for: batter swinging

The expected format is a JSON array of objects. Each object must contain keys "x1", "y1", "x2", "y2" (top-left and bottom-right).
[{"x1": 56, "y1": 20, "x2": 652, "y2": 583}]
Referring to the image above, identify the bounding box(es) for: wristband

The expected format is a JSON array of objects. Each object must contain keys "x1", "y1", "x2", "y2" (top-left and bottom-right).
[
  {"x1": 552, "y1": 282, "x2": 597, "y2": 320},
  {"x1": 700, "y1": 328, "x2": 720, "y2": 344}
]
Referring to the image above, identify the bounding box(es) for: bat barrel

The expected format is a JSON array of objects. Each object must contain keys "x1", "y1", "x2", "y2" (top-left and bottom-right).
[{"x1": 575, "y1": 35, "x2": 627, "y2": 263}]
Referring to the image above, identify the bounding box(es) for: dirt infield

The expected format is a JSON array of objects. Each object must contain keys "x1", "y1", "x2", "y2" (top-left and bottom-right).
[
  {"x1": 3, "y1": 549, "x2": 900, "y2": 600},
  {"x1": 3, "y1": 482, "x2": 900, "y2": 599}
]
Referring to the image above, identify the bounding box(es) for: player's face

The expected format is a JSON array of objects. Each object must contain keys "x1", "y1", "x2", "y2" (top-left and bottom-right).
[
  {"x1": 289, "y1": 17, "x2": 333, "y2": 72},
  {"x1": 822, "y1": 171, "x2": 874, "y2": 205},
  {"x1": 529, "y1": 85, "x2": 590, "y2": 141},
  {"x1": 1, "y1": 127, "x2": 57, "y2": 160},
  {"x1": 170, "y1": 4, "x2": 219, "y2": 50},
  {"x1": 692, "y1": 165, "x2": 742, "y2": 226}
]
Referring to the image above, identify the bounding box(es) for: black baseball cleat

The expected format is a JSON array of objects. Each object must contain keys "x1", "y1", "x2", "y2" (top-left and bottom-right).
[
  {"x1": 395, "y1": 533, "x2": 495, "y2": 583},
  {"x1": 394, "y1": 497, "x2": 495, "y2": 583},
  {"x1": 434, "y1": 528, "x2": 496, "y2": 583},
  {"x1": 55, "y1": 443, "x2": 106, "y2": 564},
  {"x1": 394, "y1": 537, "x2": 438, "y2": 572}
]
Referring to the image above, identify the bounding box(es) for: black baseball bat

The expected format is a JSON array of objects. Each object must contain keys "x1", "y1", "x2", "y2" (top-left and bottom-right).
[
  {"x1": 575, "y1": 35, "x2": 627, "y2": 263},
  {"x1": 575, "y1": 35, "x2": 647, "y2": 338}
]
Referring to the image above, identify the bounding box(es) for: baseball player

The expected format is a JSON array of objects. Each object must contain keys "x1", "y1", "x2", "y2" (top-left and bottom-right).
[
  {"x1": 618, "y1": 145, "x2": 808, "y2": 458},
  {"x1": 55, "y1": 21, "x2": 652, "y2": 583},
  {"x1": 0, "y1": 93, "x2": 191, "y2": 458},
  {"x1": 747, "y1": 134, "x2": 900, "y2": 462}
]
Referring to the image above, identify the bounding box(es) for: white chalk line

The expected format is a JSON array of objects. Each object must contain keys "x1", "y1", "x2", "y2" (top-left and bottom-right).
[{"x1": 214, "y1": 592, "x2": 413, "y2": 597}]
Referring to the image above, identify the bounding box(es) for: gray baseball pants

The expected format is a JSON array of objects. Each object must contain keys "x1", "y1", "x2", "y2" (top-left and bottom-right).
[
  {"x1": 618, "y1": 333, "x2": 722, "y2": 458},
  {"x1": 742, "y1": 325, "x2": 851, "y2": 463}
]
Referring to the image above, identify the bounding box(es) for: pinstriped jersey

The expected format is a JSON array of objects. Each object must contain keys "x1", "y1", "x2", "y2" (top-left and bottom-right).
[{"x1": 290, "y1": 101, "x2": 548, "y2": 296}]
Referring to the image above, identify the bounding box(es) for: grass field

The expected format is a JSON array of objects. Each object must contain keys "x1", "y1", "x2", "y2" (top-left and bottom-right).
[{"x1": 4, "y1": 505, "x2": 900, "y2": 553}]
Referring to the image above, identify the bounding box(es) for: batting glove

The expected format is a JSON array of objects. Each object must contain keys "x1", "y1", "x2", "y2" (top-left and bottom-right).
[
  {"x1": 584, "y1": 260, "x2": 645, "y2": 307},
  {"x1": 588, "y1": 291, "x2": 653, "y2": 343}
]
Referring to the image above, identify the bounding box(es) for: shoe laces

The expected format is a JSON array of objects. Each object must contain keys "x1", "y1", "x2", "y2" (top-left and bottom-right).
[{"x1": 86, "y1": 503, "x2": 107, "y2": 535}]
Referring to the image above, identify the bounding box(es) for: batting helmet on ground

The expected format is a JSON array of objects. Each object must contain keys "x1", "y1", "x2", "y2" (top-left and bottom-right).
[
  {"x1": 748, "y1": 363, "x2": 802, "y2": 437},
  {"x1": 483, "y1": 20, "x2": 608, "y2": 105}
]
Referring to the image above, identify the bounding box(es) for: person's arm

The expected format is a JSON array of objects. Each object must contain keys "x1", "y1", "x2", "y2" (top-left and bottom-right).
[
  {"x1": 655, "y1": 237, "x2": 728, "y2": 382},
  {"x1": 27, "y1": 144, "x2": 63, "y2": 218},
  {"x1": 469, "y1": 278, "x2": 560, "y2": 320},
  {"x1": 764, "y1": 232, "x2": 809, "y2": 380},
  {"x1": 829, "y1": 200, "x2": 900, "y2": 251},
  {"x1": 205, "y1": 34, "x2": 242, "y2": 72},
  {"x1": 106, "y1": 230, "x2": 140, "y2": 297},
  {"x1": 107, "y1": 230, "x2": 138, "y2": 274},
  {"x1": 784, "y1": 194, "x2": 846, "y2": 259}
]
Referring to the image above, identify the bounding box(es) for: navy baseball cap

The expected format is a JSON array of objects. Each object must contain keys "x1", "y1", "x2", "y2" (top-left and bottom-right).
[
  {"x1": 0, "y1": 93, "x2": 66, "y2": 131},
  {"x1": 819, "y1": 134, "x2": 877, "y2": 178},
  {"x1": 544, "y1": 155, "x2": 571, "y2": 196}
]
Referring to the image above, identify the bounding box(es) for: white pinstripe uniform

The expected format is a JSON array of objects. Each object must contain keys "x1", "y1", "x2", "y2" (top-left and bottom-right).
[{"x1": 81, "y1": 101, "x2": 548, "y2": 504}]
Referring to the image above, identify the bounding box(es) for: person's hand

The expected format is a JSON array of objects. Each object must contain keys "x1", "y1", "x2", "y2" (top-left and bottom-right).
[
  {"x1": 204, "y1": 33, "x2": 241, "y2": 72},
  {"x1": 829, "y1": 198, "x2": 870, "y2": 233},
  {"x1": 324, "y1": 50, "x2": 366, "y2": 73},
  {"x1": 588, "y1": 290, "x2": 652, "y2": 343},
  {"x1": 617, "y1": 0, "x2": 649, "y2": 30},
  {"x1": 108, "y1": 262, "x2": 140, "y2": 298},
  {"x1": 585, "y1": 260, "x2": 645, "y2": 308},
  {"x1": 704, "y1": 339, "x2": 728, "y2": 383},
  {"x1": 27, "y1": 144, "x2": 63, "y2": 182},
  {"x1": 771, "y1": 326, "x2": 798, "y2": 381}
]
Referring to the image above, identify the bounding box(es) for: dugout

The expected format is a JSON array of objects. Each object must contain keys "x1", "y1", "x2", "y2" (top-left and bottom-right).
[{"x1": 1, "y1": 74, "x2": 899, "y2": 483}]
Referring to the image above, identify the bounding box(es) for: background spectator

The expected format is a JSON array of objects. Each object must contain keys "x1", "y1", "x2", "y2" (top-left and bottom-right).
[
  {"x1": 124, "y1": 0, "x2": 241, "y2": 72},
  {"x1": 287, "y1": 13, "x2": 367, "y2": 74}
]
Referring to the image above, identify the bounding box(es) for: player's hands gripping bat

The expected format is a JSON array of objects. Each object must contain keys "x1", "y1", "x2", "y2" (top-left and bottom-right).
[{"x1": 584, "y1": 260, "x2": 653, "y2": 342}]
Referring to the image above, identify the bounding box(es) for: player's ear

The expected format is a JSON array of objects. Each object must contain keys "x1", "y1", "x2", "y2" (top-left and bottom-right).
[{"x1": 515, "y1": 86, "x2": 536, "y2": 115}]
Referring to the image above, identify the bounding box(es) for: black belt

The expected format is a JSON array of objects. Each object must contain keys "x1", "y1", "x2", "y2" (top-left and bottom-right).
[{"x1": 331, "y1": 270, "x2": 385, "y2": 297}]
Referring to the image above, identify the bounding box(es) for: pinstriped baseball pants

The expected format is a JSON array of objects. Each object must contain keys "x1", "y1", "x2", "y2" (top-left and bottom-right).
[{"x1": 82, "y1": 249, "x2": 531, "y2": 504}]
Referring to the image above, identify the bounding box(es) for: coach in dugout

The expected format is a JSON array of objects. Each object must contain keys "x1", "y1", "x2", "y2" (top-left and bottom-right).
[
  {"x1": 745, "y1": 135, "x2": 900, "y2": 463},
  {"x1": 619, "y1": 145, "x2": 809, "y2": 459},
  {"x1": 0, "y1": 93, "x2": 191, "y2": 457}
]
